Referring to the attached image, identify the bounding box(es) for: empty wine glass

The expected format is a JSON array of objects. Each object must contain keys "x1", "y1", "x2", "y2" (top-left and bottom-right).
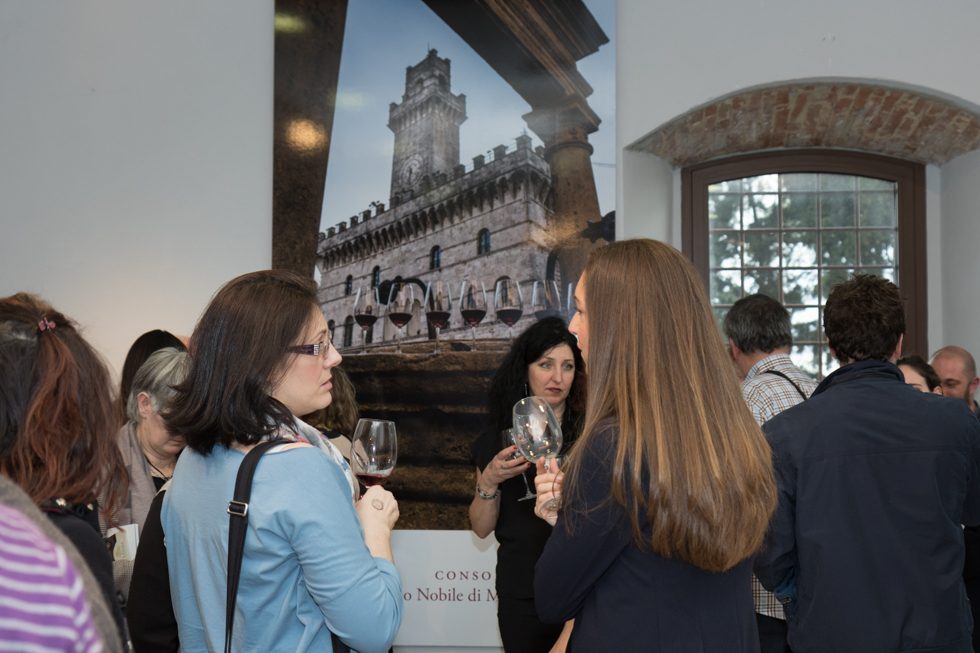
[
  {"x1": 495, "y1": 278, "x2": 523, "y2": 340},
  {"x1": 512, "y1": 396, "x2": 562, "y2": 505},
  {"x1": 424, "y1": 280, "x2": 452, "y2": 354},
  {"x1": 350, "y1": 418, "x2": 397, "y2": 494},
  {"x1": 386, "y1": 282, "x2": 416, "y2": 354},
  {"x1": 502, "y1": 428, "x2": 535, "y2": 502},
  {"x1": 459, "y1": 280, "x2": 487, "y2": 350},
  {"x1": 531, "y1": 280, "x2": 562, "y2": 320},
  {"x1": 353, "y1": 286, "x2": 379, "y2": 354}
]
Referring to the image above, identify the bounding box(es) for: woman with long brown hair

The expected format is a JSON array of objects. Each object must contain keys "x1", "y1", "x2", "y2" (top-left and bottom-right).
[
  {"x1": 533, "y1": 239, "x2": 777, "y2": 652},
  {"x1": 0, "y1": 292, "x2": 130, "y2": 646}
]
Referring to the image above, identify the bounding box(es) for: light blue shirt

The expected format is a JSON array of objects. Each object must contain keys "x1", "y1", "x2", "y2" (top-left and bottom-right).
[{"x1": 161, "y1": 443, "x2": 403, "y2": 653}]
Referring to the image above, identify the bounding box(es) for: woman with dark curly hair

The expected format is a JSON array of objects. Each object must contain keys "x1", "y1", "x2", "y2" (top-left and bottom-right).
[
  {"x1": 469, "y1": 316, "x2": 585, "y2": 653},
  {"x1": 0, "y1": 292, "x2": 130, "y2": 648}
]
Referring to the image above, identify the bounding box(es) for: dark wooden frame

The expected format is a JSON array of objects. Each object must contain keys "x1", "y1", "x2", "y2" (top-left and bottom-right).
[{"x1": 681, "y1": 149, "x2": 928, "y2": 356}]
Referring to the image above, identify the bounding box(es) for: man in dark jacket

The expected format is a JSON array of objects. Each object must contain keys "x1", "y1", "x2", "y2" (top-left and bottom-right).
[{"x1": 755, "y1": 274, "x2": 980, "y2": 653}]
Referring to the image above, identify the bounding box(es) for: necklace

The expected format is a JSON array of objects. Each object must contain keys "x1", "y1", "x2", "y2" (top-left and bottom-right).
[{"x1": 143, "y1": 453, "x2": 174, "y2": 480}]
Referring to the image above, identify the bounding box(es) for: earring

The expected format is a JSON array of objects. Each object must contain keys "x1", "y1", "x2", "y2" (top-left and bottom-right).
[{"x1": 524, "y1": 382, "x2": 530, "y2": 397}]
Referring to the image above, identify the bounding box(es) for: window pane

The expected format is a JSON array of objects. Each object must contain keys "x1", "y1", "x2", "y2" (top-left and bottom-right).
[
  {"x1": 791, "y1": 345, "x2": 819, "y2": 377},
  {"x1": 821, "y1": 174, "x2": 856, "y2": 191},
  {"x1": 708, "y1": 179, "x2": 742, "y2": 193},
  {"x1": 709, "y1": 231, "x2": 742, "y2": 268},
  {"x1": 858, "y1": 177, "x2": 895, "y2": 192},
  {"x1": 713, "y1": 307, "x2": 729, "y2": 332},
  {"x1": 780, "y1": 173, "x2": 817, "y2": 192},
  {"x1": 858, "y1": 192, "x2": 897, "y2": 227},
  {"x1": 745, "y1": 174, "x2": 778, "y2": 193},
  {"x1": 781, "y1": 193, "x2": 817, "y2": 228},
  {"x1": 857, "y1": 267, "x2": 896, "y2": 283},
  {"x1": 710, "y1": 270, "x2": 741, "y2": 305},
  {"x1": 789, "y1": 307, "x2": 820, "y2": 344},
  {"x1": 821, "y1": 268, "x2": 854, "y2": 302},
  {"x1": 821, "y1": 231, "x2": 857, "y2": 266},
  {"x1": 822, "y1": 348, "x2": 841, "y2": 376},
  {"x1": 743, "y1": 269, "x2": 780, "y2": 299},
  {"x1": 743, "y1": 194, "x2": 778, "y2": 229},
  {"x1": 709, "y1": 194, "x2": 740, "y2": 229},
  {"x1": 859, "y1": 230, "x2": 897, "y2": 266},
  {"x1": 782, "y1": 231, "x2": 817, "y2": 267},
  {"x1": 744, "y1": 231, "x2": 779, "y2": 267},
  {"x1": 821, "y1": 193, "x2": 856, "y2": 227},
  {"x1": 783, "y1": 269, "x2": 818, "y2": 305}
]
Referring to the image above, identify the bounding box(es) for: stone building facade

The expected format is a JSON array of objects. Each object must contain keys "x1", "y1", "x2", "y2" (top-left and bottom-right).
[{"x1": 317, "y1": 50, "x2": 559, "y2": 351}]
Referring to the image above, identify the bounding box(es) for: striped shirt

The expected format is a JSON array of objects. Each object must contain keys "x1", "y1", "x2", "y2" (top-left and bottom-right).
[
  {"x1": 0, "y1": 502, "x2": 103, "y2": 653},
  {"x1": 741, "y1": 354, "x2": 818, "y2": 620}
]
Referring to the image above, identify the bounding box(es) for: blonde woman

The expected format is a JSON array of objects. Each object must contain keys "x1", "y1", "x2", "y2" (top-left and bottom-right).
[{"x1": 533, "y1": 239, "x2": 777, "y2": 652}]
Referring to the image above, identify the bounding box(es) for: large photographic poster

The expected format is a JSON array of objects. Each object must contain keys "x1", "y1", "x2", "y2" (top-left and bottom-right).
[{"x1": 315, "y1": 0, "x2": 615, "y2": 530}]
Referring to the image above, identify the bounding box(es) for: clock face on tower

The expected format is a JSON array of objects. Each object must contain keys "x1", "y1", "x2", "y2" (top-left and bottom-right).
[{"x1": 399, "y1": 155, "x2": 424, "y2": 188}]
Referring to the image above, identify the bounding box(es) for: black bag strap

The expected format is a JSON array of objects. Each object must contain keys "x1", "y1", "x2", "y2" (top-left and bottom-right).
[
  {"x1": 763, "y1": 369, "x2": 810, "y2": 402},
  {"x1": 224, "y1": 438, "x2": 351, "y2": 653},
  {"x1": 225, "y1": 439, "x2": 285, "y2": 653}
]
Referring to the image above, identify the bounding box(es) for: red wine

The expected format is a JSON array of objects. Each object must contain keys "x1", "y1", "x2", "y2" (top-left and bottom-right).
[
  {"x1": 355, "y1": 314, "x2": 378, "y2": 330},
  {"x1": 356, "y1": 472, "x2": 390, "y2": 487},
  {"x1": 426, "y1": 310, "x2": 451, "y2": 329},
  {"x1": 461, "y1": 308, "x2": 486, "y2": 327},
  {"x1": 496, "y1": 308, "x2": 523, "y2": 327},
  {"x1": 388, "y1": 312, "x2": 412, "y2": 329}
]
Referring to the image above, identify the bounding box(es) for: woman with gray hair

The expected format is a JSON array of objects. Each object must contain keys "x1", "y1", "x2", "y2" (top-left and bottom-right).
[{"x1": 102, "y1": 346, "x2": 190, "y2": 602}]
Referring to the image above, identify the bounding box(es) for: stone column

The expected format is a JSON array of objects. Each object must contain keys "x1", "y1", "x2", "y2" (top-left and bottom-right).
[{"x1": 523, "y1": 97, "x2": 602, "y2": 286}]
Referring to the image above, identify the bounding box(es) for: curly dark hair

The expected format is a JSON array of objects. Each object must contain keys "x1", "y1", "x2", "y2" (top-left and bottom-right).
[
  {"x1": 824, "y1": 274, "x2": 905, "y2": 364},
  {"x1": 487, "y1": 316, "x2": 585, "y2": 439}
]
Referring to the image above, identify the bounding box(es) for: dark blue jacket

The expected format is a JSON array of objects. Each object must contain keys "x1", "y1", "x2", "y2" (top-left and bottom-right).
[{"x1": 755, "y1": 359, "x2": 980, "y2": 653}]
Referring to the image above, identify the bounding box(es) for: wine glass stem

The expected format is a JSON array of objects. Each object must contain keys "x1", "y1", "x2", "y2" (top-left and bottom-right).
[
  {"x1": 470, "y1": 326, "x2": 477, "y2": 350},
  {"x1": 395, "y1": 327, "x2": 402, "y2": 354},
  {"x1": 361, "y1": 329, "x2": 367, "y2": 354},
  {"x1": 434, "y1": 326, "x2": 441, "y2": 354},
  {"x1": 508, "y1": 325, "x2": 515, "y2": 341}
]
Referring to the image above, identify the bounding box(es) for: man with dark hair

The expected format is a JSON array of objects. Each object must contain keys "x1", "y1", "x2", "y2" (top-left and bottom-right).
[
  {"x1": 755, "y1": 275, "x2": 980, "y2": 653},
  {"x1": 724, "y1": 294, "x2": 817, "y2": 653},
  {"x1": 931, "y1": 346, "x2": 980, "y2": 418}
]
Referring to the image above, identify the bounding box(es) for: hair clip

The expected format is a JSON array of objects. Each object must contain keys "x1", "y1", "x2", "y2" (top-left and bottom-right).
[{"x1": 38, "y1": 318, "x2": 56, "y2": 332}]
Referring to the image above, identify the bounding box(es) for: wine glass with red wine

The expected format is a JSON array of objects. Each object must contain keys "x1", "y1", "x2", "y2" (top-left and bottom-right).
[
  {"x1": 386, "y1": 282, "x2": 416, "y2": 354},
  {"x1": 531, "y1": 280, "x2": 562, "y2": 320},
  {"x1": 459, "y1": 280, "x2": 487, "y2": 350},
  {"x1": 350, "y1": 418, "x2": 397, "y2": 492},
  {"x1": 424, "y1": 280, "x2": 452, "y2": 354},
  {"x1": 353, "y1": 286, "x2": 379, "y2": 354},
  {"x1": 494, "y1": 278, "x2": 523, "y2": 340}
]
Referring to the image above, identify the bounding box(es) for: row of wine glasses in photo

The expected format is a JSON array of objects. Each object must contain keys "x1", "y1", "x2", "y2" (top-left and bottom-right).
[{"x1": 350, "y1": 279, "x2": 576, "y2": 353}]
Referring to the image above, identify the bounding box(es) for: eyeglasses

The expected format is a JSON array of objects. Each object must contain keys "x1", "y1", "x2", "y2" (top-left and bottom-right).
[{"x1": 285, "y1": 339, "x2": 331, "y2": 359}]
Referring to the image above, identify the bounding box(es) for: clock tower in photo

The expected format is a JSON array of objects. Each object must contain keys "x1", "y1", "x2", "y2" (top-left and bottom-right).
[{"x1": 388, "y1": 50, "x2": 467, "y2": 198}]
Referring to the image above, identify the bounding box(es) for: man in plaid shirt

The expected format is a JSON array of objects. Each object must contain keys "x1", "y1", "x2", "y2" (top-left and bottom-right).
[{"x1": 725, "y1": 294, "x2": 817, "y2": 653}]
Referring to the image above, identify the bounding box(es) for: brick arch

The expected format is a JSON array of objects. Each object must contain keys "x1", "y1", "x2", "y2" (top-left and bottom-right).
[{"x1": 630, "y1": 81, "x2": 980, "y2": 167}]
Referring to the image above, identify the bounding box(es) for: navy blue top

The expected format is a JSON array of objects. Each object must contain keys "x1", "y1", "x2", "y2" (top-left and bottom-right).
[
  {"x1": 535, "y1": 424, "x2": 760, "y2": 653},
  {"x1": 756, "y1": 359, "x2": 980, "y2": 653}
]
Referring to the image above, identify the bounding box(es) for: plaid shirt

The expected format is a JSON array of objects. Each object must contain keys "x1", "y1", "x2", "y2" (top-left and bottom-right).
[{"x1": 742, "y1": 354, "x2": 818, "y2": 620}]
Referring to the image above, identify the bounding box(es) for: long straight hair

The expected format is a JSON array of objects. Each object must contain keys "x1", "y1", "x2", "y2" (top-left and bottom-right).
[
  {"x1": 0, "y1": 294, "x2": 129, "y2": 520},
  {"x1": 562, "y1": 239, "x2": 777, "y2": 572}
]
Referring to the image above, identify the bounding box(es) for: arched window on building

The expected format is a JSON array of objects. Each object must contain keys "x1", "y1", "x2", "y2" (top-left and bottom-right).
[
  {"x1": 344, "y1": 275, "x2": 353, "y2": 296},
  {"x1": 478, "y1": 229, "x2": 491, "y2": 255},
  {"x1": 430, "y1": 245, "x2": 441, "y2": 270},
  {"x1": 371, "y1": 266, "x2": 381, "y2": 288},
  {"x1": 343, "y1": 316, "x2": 354, "y2": 348}
]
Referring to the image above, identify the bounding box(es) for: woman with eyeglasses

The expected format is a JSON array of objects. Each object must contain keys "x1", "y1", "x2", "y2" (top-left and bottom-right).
[{"x1": 158, "y1": 270, "x2": 403, "y2": 653}]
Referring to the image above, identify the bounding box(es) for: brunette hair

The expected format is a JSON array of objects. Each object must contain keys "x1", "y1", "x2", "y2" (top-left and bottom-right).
[
  {"x1": 163, "y1": 270, "x2": 321, "y2": 454},
  {"x1": 897, "y1": 354, "x2": 942, "y2": 392},
  {"x1": 302, "y1": 366, "x2": 359, "y2": 435},
  {"x1": 562, "y1": 239, "x2": 777, "y2": 572},
  {"x1": 723, "y1": 294, "x2": 793, "y2": 354},
  {"x1": 0, "y1": 293, "x2": 129, "y2": 519},
  {"x1": 824, "y1": 274, "x2": 905, "y2": 363},
  {"x1": 488, "y1": 316, "x2": 586, "y2": 439}
]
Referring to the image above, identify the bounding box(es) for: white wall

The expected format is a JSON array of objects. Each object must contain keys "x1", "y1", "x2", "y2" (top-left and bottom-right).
[
  {"x1": 616, "y1": 0, "x2": 980, "y2": 356},
  {"x1": 940, "y1": 150, "x2": 980, "y2": 358},
  {"x1": 0, "y1": 1, "x2": 274, "y2": 376}
]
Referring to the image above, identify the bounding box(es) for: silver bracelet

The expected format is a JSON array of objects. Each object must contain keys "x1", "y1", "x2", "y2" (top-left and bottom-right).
[{"x1": 476, "y1": 483, "x2": 500, "y2": 500}]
